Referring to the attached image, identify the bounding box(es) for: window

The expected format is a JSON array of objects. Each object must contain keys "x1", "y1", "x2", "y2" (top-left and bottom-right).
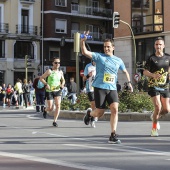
[
  {"x1": 131, "y1": 0, "x2": 163, "y2": 34},
  {"x1": 14, "y1": 41, "x2": 34, "y2": 59},
  {"x1": 55, "y1": 0, "x2": 67, "y2": 7},
  {"x1": 21, "y1": 9, "x2": 29, "y2": 33},
  {"x1": 49, "y1": 48, "x2": 60, "y2": 61},
  {"x1": 55, "y1": 19, "x2": 67, "y2": 33},
  {"x1": 0, "y1": 40, "x2": 5, "y2": 58}
]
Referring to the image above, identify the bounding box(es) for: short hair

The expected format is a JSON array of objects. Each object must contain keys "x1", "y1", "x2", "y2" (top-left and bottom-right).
[
  {"x1": 104, "y1": 39, "x2": 114, "y2": 46},
  {"x1": 154, "y1": 37, "x2": 164, "y2": 43},
  {"x1": 53, "y1": 57, "x2": 60, "y2": 62}
]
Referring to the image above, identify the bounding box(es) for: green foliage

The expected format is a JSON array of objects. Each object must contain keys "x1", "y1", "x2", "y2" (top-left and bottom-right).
[{"x1": 61, "y1": 91, "x2": 154, "y2": 113}]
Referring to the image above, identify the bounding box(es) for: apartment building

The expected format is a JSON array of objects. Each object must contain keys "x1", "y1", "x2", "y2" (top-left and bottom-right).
[
  {"x1": 113, "y1": 0, "x2": 170, "y2": 85},
  {"x1": 0, "y1": 0, "x2": 41, "y2": 85},
  {"x1": 42, "y1": 0, "x2": 113, "y2": 85}
]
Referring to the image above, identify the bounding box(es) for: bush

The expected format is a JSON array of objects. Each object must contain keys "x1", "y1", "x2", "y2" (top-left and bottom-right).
[{"x1": 61, "y1": 91, "x2": 154, "y2": 113}]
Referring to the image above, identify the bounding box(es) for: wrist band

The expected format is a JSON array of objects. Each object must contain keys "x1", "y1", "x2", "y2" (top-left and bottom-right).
[
  {"x1": 86, "y1": 75, "x2": 90, "y2": 79},
  {"x1": 127, "y1": 81, "x2": 131, "y2": 84}
]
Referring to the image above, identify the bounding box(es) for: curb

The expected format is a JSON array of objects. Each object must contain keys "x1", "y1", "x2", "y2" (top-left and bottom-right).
[
  {"x1": 58, "y1": 110, "x2": 170, "y2": 121},
  {"x1": 1, "y1": 107, "x2": 170, "y2": 121}
]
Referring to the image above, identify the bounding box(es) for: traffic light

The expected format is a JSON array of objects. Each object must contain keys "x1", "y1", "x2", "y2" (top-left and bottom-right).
[
  {"x1": 113, "y1": 12, "x2": 120, "y2": 28},
  {"x1": 25, "y1": 55, "x2": 31, "y2": 68}
]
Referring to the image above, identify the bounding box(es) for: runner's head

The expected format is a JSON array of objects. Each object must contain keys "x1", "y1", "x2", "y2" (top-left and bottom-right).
[
  {"x1": 103, "y1": 39, "x2": 115, "y2": 56},
  {"x1": 52, "y1": 57, "x2": 60, "y2": 69}
]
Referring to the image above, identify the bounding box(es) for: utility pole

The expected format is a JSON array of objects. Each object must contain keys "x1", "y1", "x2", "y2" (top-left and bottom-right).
[{"x1": 74, "y1": 32, "x2": 80, "y2": 94}]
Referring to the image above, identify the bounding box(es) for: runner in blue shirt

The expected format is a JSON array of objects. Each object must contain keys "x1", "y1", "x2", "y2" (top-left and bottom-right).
[
  {"x1": 83, "y1": 60, "x2": 97, "y2": 128},
  {"x1": 80, "y1": 32, "x2": 133, "y2": 144}
]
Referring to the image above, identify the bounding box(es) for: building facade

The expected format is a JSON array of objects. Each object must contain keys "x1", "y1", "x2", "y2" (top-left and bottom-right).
[
  {"x1": 114, "y1": 0, "x2": 170, "y2": 86},
  {"x1": 42, "y1": 0, "x2": 113, "y2": 86},
  {"x1": 0, "y1": 0, "x2": 41, "y2": 86}
]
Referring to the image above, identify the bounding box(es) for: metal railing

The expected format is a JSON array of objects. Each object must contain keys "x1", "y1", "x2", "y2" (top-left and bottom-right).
[
  {"x1": 20, "y1": 0, "x2": 35, "y2": 3},
  {"x1": 71, "y1": 4, "x2": 112, "y2": 18},
  {"x1": 16, "y1": 25, "x2": 38, "y2": 35},
  {"x1": 71, "y1": 30, "x2": 112, "y2": 41},
  {"x1": 0, "y1": 23, "x2": 9, "y2": 33}
]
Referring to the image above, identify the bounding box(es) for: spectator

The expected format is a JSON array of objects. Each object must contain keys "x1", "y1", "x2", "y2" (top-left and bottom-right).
[
  {"x1": 67, "y1": 77, "x2": 77, "y2": 104},
  {"x1": 1, "y1": 83, "x2": 6, "y2": 108},
  {"x1": 6, "y1": 83, "x2": 14, "y2": 107},
  {"x1": 28, "y1": 79, "x2": 35, "y2": 106},
  {"x1": 14, "y1": 78, "x2": 23, "y2": 106},
  {"x1": 61, "y1": 84, "x2": 68, "y2": 100},
  {"x1": 22, "y1": 78, "x2": 30, "y2": 108}
]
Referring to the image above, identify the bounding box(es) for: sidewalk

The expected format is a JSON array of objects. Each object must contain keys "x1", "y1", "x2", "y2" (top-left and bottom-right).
[{"x1": 1, "y1": 106, "x2": 170, "y2": 121}]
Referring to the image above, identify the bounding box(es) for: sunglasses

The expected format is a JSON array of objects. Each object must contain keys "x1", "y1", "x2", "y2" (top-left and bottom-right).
[{"x1": 54, "y1": 62, "x2": 60, "y2": 64}]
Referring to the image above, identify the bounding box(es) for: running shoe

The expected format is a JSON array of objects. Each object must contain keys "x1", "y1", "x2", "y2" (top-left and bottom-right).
[
  {"x1": 108, "y1": 133, "x2": 121, "y2": 144},
  {"x1": 90, "y1": 117, "x2": 96, "y2": 128},
  {"x1": 43, "y1": 107, "x2": 47, "y2": 119},
  {"x1": 150, "y1": 113, "x2": 160, "y2": 130},
  {"x1": 53, "y1": 122, "x2": 58, "y2": 127},
  {"x1": 151, "y1": 128, "x2": 159, "y2": 137},
  {"x1": 83, "y1": 108, "x2": 92, "y2": 125}
]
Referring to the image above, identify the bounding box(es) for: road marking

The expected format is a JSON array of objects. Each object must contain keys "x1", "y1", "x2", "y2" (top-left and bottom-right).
[{"x1": 0, "y1": 151, "x2": 119, "y2": 170}]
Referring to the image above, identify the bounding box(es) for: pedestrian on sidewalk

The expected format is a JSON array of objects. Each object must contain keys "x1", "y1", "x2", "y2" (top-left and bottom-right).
[
  {"x1": 80, "y1": 32, "x2": 133, "y2": 144},
  {"x1": 22, "y1": 79, "x2": 30, "y2": 108},
  {"x1": 40, "y1": 57, "x2": 65, "y2": 127},
  {"x1": 143, "y1": 37, "x2": 170, "y2": 137},
  {"x1": 83, "y1": 60, "x2": 97, "y2": 128},
  {"x1": 6, "y1": 83, "x2": 14, "y2": 107}
]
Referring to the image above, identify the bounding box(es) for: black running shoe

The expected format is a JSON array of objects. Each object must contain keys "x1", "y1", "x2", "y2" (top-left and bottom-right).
[
  {"x1": 108, "y1": 133, "x2": 121, "y2": 144},
  {"x1": 53, "y1": 122, "x2": 58, "y2": 127},
  {"x1": 43, "y1": 107, "x2": 47, "y2": 118},
  {"x1": 83, "y1": 108, "x2": 92, "y2": 125}
]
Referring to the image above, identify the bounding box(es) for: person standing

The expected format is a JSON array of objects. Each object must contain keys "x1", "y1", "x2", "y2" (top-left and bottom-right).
[
  {"x1": 40, "y1": 57, "x2": 65, "y2": 127},
  {"x1": 1, "y1": 83, "x2": 6, "y2": 108},
  {"x1": 14, "y1": 79, "x2": 23, "y2": 106},
  {"x1": 83, "y1": 60, "x2": 97, "y2": 128},
  {"x1": 67, "y1": 77, "x2": 77, "y2": 104},
  {"x1": 143, "y1": 37, "x2": 170, "y2": 137},
  {"x1": 6, "y1": 83, "x2": 14, "y2": 107},
  {"x1": 33, "y1": 76, "x2": 46, "y2": 113},
  {"x1": 22, "y1": 78, "x2": 30, "y2": 108},
  {"x1": 80, "y1": 34, "x2": 133, "y2": 144},
  {"x1": 28, "y1": 79, "x2": 35, "y2": 106}
]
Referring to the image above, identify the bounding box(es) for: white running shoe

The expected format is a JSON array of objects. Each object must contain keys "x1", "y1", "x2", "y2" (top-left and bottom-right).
[
  {"x1": 151, "y1": 129, "x2": 159, "y2": 137},
  {"x1": 150, "y1": 113, "x2": 160, "y2": 130}
]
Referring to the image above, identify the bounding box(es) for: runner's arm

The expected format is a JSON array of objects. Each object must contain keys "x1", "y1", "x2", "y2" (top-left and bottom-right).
[
  {"x1": 122, "y1": 69, "x2": 133, "y2": 92},
  {"x1": 80, "y1": 39, "x2": 92, "y2": 59}
]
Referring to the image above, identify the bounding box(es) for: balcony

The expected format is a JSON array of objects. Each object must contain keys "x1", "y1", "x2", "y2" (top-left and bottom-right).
[
  {"x1": 16, "y1": 25, "x2": 37, "y2": 35},
  {"x1": 20, "y1": 0, "x2": 35, "y2": 4},
  {"x1": 71, "y1": 30, "x2": 112, "y2": 41},
  {"x1": 71, "y1": 4, "x2": 112, "y2": 18},
  {"x1": 0, "y1": 23, "x2": 9, "y2": 33}
]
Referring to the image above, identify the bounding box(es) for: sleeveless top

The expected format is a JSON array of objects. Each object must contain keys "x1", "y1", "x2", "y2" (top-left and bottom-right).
[{"x1": 46, "y1": 69, "x2": 63, "y2": 92}]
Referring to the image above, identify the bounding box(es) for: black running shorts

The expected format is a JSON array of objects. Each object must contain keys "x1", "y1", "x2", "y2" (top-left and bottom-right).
[
  {"x1": 45, "y1": 90, "x2": 62, "y2": 100},
  {"x1": 148, "y1": 88, "x2": 170, "y2": 98},
  {"x1": 94, "y1": 87, "x2": 118, "y2": 109}
]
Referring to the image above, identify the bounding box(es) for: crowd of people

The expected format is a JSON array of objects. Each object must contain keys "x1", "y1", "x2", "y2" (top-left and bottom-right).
[{"x1": 0, "y1": 35, "x2": 169, "y2": 144}]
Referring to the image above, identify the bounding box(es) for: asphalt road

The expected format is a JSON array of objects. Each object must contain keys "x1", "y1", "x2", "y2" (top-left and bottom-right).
[{"x1": 0, "y1": 108, "x2": 170, "y2": 170}]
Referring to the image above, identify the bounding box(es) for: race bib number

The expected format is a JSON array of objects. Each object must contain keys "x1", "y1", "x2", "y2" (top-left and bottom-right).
[{"x1": 103, "y1": 73, "x2": 115, "y2": 84}]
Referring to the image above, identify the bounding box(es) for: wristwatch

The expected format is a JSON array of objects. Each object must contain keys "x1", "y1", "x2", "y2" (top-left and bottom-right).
[{"x1": 127, "y1": 81, "x2": 131, "y2": 84}]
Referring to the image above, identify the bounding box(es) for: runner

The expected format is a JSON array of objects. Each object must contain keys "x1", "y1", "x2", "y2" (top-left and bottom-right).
[
  {"x1": 80, "y1": 32, "x2": 133, "y2": 144},
  {"x1": 143, "y1": 37, "x2": 170, "y2": 137},
  {"x1": 40, "y1": 57, "x2": 65, "y2": 127},
  {"x1": 83, "y1": 60, "x2": 97, "y2": 128}
]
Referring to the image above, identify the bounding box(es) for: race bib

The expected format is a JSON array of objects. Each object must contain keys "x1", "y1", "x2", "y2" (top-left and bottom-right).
[
  {"x1": 51, "y1": 85, "x2": 60, "y2": 91},
  {"x1": 103, "y1": 73, "x2": 115, "y2": 84}
]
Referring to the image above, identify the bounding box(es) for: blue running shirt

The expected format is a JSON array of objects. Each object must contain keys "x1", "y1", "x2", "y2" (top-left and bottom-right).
[{"x1": 92, "y1": 52, "x2": 126, "y2": 90}]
